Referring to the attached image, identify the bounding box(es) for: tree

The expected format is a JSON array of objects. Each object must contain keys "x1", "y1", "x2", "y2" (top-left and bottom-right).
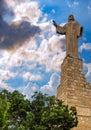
[
  {"x1": 0, "y1": 90, "x2": 78, "y2": 130},
  {"x1": 0, "y1": 90, "x2": 32, "y2": 129},
  {"x1": 31, "y1": 92, "x2": 78, "y2": 130},
  {"x1": 8, "y1": 90, "x2": 31, "y2": 129},
  {"x1": 41, "y1": 99, "x2": 78, "y2": 130}
]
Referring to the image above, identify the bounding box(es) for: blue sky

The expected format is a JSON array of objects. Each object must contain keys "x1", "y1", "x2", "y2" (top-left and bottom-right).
[{"x1": 0, "y1": 0, "x2": 91, "y2": 98}]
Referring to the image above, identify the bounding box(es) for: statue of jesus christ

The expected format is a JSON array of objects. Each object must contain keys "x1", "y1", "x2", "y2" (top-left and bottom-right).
[{"x1": 53, "y1": 14, "x2": 83, "y2": 58}]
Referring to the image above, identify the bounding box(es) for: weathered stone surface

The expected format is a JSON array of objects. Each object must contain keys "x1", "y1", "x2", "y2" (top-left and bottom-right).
[{"x1": 57, "y1": 56, "x2": 91, "y2": 130}]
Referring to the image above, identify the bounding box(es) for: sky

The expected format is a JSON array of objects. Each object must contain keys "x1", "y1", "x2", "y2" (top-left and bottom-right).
[{"x1": 0, "y1": 0, "x2": 91, "y2": 98}]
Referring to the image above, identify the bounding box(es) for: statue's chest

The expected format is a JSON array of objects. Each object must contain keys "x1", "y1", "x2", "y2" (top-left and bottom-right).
[{"x1": 66, "y1": 23, "x2": 77, "y2": 35}]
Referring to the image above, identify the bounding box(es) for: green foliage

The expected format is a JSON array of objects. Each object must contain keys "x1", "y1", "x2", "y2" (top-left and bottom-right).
[
  {"x1": 0, "y1": 90, "x2": 78, "y2": 130},
  {"x1": 41, "y1": 98, "x2": 78, "y2": 130},
  {"x1": 33, "y1": 125, "x2": 47, "y2": 130},
  {"x1": 0, "y1": 90, "x2": 10, "y2": 129}
]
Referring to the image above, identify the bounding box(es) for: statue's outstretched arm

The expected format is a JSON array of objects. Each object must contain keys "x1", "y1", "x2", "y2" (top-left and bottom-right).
[{"x1": 53, "y1": 20, "x2": 58, "y2": 27}]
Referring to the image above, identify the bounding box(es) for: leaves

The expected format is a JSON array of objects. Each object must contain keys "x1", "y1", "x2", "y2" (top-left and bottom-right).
[
  {"x1": 0, "y1": 96, "x2": 10, "y2": 129},
  {"x1": 0, "y1": 90, "x2": 78, "y2": 130}
]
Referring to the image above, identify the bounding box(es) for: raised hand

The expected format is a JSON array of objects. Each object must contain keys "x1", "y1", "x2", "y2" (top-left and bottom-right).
[{"x1": 53, "y1": 20, "x2": 57, "y2": 27}]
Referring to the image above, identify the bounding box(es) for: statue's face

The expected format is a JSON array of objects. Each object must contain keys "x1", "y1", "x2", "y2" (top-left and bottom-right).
[{"x1": 68, "y1": 15, "x2": 74, "y2": 22}]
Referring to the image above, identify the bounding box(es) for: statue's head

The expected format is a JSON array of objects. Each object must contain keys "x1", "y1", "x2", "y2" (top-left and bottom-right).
[{"x1": 68, "y1": 14, "x2": 75, "y2": 22}]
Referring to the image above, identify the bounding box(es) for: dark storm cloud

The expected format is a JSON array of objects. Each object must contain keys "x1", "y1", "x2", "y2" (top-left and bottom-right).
[
  {"x1": 0, "y1": 0, "x2": 41, "y2": 50},
  {"x1": 0, "y1": 0, "x2": 14, "y2": 18},
  {"x1": 0, "y1": 17, "x2": 41, "y2": 50},
  {"x1": 0, "y1": 0, "x2": 6, "y2": 14}
]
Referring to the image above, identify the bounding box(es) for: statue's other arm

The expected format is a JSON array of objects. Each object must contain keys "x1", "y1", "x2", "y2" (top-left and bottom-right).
[
  {"x1": 53, "y1": 20, "x2": 66, "y2": 35},
  {"x1": 75, "y1": 22, "x2": 83, "y2": 37},
  {"x1": 80, "y1": 26, "x2": 83, "y2": 36}
]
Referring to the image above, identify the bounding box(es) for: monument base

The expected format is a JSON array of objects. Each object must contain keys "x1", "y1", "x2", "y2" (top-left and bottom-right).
[{"x1": 57, "y1": 56, "x2": 91, "y2": 130}]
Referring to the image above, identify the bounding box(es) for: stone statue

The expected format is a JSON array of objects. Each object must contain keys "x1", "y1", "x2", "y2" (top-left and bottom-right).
[{"x1": 53, "y1": 14, "x2": 83, "y2": 57}]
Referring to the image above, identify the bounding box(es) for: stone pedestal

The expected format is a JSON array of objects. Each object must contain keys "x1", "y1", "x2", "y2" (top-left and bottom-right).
[{"x1": 57, "y1": 56, "x2": 91, "y2": 130}]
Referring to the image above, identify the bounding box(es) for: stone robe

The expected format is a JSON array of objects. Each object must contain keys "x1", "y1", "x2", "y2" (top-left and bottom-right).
[{"x1": 56, "y1": 21, "x2": 82, "y2": 57}]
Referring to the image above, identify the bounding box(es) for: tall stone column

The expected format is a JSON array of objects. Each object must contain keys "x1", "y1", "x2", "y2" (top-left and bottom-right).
[{"x1": 57, "y1": 55, "x2": 91, "y2": 130}]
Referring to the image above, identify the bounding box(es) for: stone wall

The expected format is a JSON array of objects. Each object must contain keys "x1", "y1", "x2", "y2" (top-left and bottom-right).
[{"x1": 57, "y1": 55, "x2": 91, "y2": 130}]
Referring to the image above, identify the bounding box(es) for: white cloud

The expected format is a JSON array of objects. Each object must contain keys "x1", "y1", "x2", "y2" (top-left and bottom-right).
[
  {"x1": 40, "y1": 72, "x2": 60, "y2": 96},
  {"x1": 4, "y1": 0, "x2": 41, "y2": 24},
  {"x1": 19, "y1": 82, "x2": 39, "y2": 99},
  {"x1": 39, "y1": 21, "x2": 54, "y2": 34},
  {"x1": 0, "y1": 80, "x2": 15, "y2": 92},
  {"x1": 84, "y1": 63, "x2": 91, "y2": 78},
  {"x1": 38, "y1": 34, "x2": 66, "y2": 71},
  {"x1": 79, "y1": 43, "x2": 91, "y2": 52},
  {"x1": 48, "y1": 35, "x2": 66, "y2": 53},
  {"x1": 4, "y1": 0, "x2": 15, "y2": 8},
  {"x1": 0, "y1": 52, "x2": 10, "y2": 67},
  {"x1": 18, "y1": 71, "x2": 61, "y2": 98},
  {"x1": 67, "y1": 0, "x2": 79, "y2": 8},
  {"x1": 0, "y1": 69, "x2": 16, "y2": 81},
  {"x1": 13, "y1": 1, "x2": 41, "y2": 23},
  {"x1": 22, "y1": 72, "x2": 42, "y2": 81}
]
